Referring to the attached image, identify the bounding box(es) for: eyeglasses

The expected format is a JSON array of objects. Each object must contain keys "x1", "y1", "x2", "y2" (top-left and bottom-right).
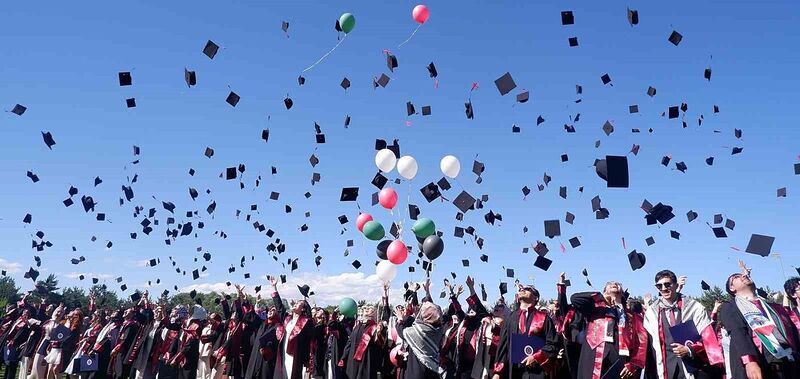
[{"x1": 654, "y1": 282, "x2": 673, "y2": 290}]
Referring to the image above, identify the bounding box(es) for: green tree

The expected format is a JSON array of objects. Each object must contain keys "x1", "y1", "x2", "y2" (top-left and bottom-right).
[
  {"x1": 694, "y1": 286, "x2": 730, "y2": 312},
  {"x1": 61, "y1": 287, "x2": 88, "y2": 311},
  {"x1": 0, "y1": 276, "x2": 21, "y2": 304},
  {"x1": 32, "y1": 274, "x2": 62, "y2": 305},
  {"x1": 90, "y1": 284, "x2": 120, "y2": 309}
]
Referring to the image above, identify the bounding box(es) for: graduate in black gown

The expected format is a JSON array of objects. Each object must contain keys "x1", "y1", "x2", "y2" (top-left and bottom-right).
[
  {"x1": 244, "y1": 277, "x2": 287, "y2": 379},
  {"x1": 554, "y1": 272, "x2": 586, "y2": 379},
  {"x1": 339, "y1": 283, "x2": 390, "y2": 379},
  {"x1": 492, "y1": 283, "x2": 559, "y2": 379}
]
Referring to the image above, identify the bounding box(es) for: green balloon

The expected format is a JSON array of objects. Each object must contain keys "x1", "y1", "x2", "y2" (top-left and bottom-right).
[
  {"x1": 339, "y1": 297, "x2": 357, "y2": 317},
  {"x1": 412, "y1": 218, "x2": 436, "y2": 239},
  {"x1": 339, "y1": 13, "x2": 356, "y2": 34},
  {"x1": 362, "y1": 220, "x2": 385, "y2": 241}
]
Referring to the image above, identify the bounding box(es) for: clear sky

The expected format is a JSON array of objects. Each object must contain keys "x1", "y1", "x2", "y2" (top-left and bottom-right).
[{"x1": 1, "y1": 0, "x2": 799, "y2": 306}]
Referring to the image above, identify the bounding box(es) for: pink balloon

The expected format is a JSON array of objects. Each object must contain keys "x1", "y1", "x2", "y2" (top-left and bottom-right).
[
  {"x1": 356, "y1": 213, "x2": 373, "y2": 232},
  {"x1": 378, "y1": 188, "x2": 398, "y2": 209},
  {"x1": 387, "y1": 240, "x2": 408, "y2": 264},
  {"x1": 412, "y1": 5, "x2": 430, "y2": 24}
]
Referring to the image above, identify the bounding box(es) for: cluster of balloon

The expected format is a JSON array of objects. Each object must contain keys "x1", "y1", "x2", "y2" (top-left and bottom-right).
[
  {"x1": 339, "y1": 297, "x2": 357, "y2": 318},
  {"x1": 302, "y1": 12, "x2": 356, "y2": 72},
  {"x1": 440, "y1": 155, "x2": 460, "y2": 178},
  {"x1": 376, "y1": 148, "x2": 418, "y2": 180},
  {"x1": 359, "y1": 213, "x2": 385, "y2": 241},
  {"x1": 399, "y1": 4, "x2": 430, "y2": 48},
  {"x1": 412, "y1": 218, "x2": 444, "y2": 260}
]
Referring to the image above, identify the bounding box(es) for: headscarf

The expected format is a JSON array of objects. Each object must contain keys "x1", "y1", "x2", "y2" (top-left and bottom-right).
[{"x1": 403, "y1": 302, "x2": 444, "y2": 373}]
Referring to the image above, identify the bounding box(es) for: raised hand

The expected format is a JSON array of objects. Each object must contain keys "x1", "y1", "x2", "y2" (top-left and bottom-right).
[
  {"x1": 455, "y1": 285, "x2": 464, "y2": 297},
  {"x1": 677, "y1": 276, "x2": 687, "y2": 292},
  {"x1": 738, "y1": 260, "x2": 751, "y2": 276},
  {"x1": 558, "y1": 272, "x2": 567, "y2": 286}
]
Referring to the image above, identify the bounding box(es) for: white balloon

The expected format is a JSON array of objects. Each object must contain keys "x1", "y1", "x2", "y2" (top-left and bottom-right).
[
  {"x1": 376, "y1": 260, "x2": 398, "y2": 282},
  {"x1": 396, "y1": 156, "x2": 419, "y2": 180},
  {"x1": 440, "y1": 155, "x2": 461, "y2": 178},
  {"x1": 375, "y1": 149, "x2": 397, "y2": 173}
]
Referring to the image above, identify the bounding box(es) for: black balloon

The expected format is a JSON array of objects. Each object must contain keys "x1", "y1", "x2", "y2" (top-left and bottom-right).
[
  {"x1": 376, "y1": 240, "x2": 391, "y2": 260},
  {"x1": 422, "y1": 235, "x2": 444, "y2": 260}
]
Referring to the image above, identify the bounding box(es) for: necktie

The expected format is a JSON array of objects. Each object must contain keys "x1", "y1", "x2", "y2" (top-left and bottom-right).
[
  {"x1": 668, "y1": 308, "x2": 677, "y2": 327},
  {"x1": 519, "y1": 309, "x2": 528, "y2": 334}
]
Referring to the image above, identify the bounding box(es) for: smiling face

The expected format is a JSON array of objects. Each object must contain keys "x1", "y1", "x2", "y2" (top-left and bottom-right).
[
  {"x1": 603, "y1": 281, "x2": 623, "y2": 297},
  {"x1": 655, "y1": 278, "x2": 676, "y2": 301},
  {"x1": 728, "y1": 273, "x2": 755, "y2": 296},
  {"x1": 518, "y1": 286, "x2": 539, "y2": 304}
]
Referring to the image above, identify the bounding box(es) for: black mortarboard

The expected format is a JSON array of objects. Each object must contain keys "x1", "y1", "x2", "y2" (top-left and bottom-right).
[
  {"x1": 559, "y1": 186, "x2": 567, "y2": 199},
  {"x1": 409, "y1": 204, "x2": 420, "y2": 220},
  {"x1": 203, "y1": 40, "x2": 219, "y2": 59},
  {"x1": 712, "y1": 227, "x2": 727, "y2": 238},
  {"x1": 298, "y1": 76, "x2": 306, "y2": 85},
  {"x1": 499, "y1": 282, "x2": 508, "y2": 295},
  {"x1": 340, "y1": 187, "x2": 358, "y2": 201},
  {"x1": 568, "y1": 37, "x2": 578, "y2": 47},
  {"x1": 778, "y1": 187, "x2": 787, "y2": 197},
  {"x1": 406, "y1": 102, "x2": 415, "y2": 116},
  {"x1": 27, "y1": 171, "x2": 39, "y2": 183},
  {"x1": 427, "y1": 62, "x2": 438, "y2": 78},
  {"x1": 421, "y1": 106, "x2": 431, "y2": 116},
  {"x1": 516, "y1": 91, "x2": 529, "y2": 103},
  {"x1": 670, "y1": 230, "x2": 680, "y2": 239},
  {"x1": 668, "y1": 106, "x2": 679, "y2": 119},
  {"x1": 794, "y1": 163, "x2": 800, "y2": 175},
  {"x1": 226, "y1": 92, "x2": 240, "y2": 107},
  {"x1": 606, "y1": 156, "x2": 629, "y2": 188},
  {"x1": 506, "y1": 268, "x2": 515, "y2": 278},
  {"x1": 647, "y1": 86, "x2": 657, "y2": 97},
  {"x1": 629, "y1": 105, "x2": 639, "y2": 114},
  {"x1": 628, "y1": 250, "x2": 646, "y2": 270},
  {"x1": 687, "y1": 210, "x2": 698, "y2": 222},
  {"x1": 745, "y1": 234, "x2": 774, "y2": 257},
  {"x1": 700, "y1": 280, "x2": 711, "y2": 291},
  {"x1": 601, "y1": 74, "x2": 611, "y2": 85},
  {"x1": 714, "y1": 214, "x2": 723, "y2": 224},
  {"x1": 704, "y1": 68, "x2": 712, "y2": 81},
  {"x1": 566, "y1": 212, "x2": 575, "y2": 224},
  {"x1": 465, "y1": 100, "x2": 474, "y2": 119},
  {"x1": 534, "y1": 256, "x2": 553, "y2": 271},
  {"x1": 118, "y1": 72, "x2": 132, "y2": 86},
  {"x1": 646, "y1": 203, "x2": 674, "y2": 225},
  {"x1": 420, "y1": 183, "x2": 441, "y2": 202},
  {"x1": 569, "y1": 237, "x2": 581, "y2": 248},
  {"x1": 386, "y1": 54, "x2": 398, "y2": 71},
  {"x1": 480, "y1": 254, "x2": 489, "y2": 263},
  {"x1": 705, "y1": 157, "x2": 714, "y2": 166},
  {"x1": 340, "y1": 77, "x2": 351, "y2": 90},
  {"x1": 42, "y1": 131, "x2": 56, "y2": 149},
  {"x1": 732, "y1": 147, "x2": 743, "y2": 155},
  {"x1": 544, "y1": 220, "x2": 561, "y2": 238},
  {"x1": 130, "y1": 292, "x2": 142, "y2": 303},
  {"x1": 284, "y1": 96, "x2": 293, "y2": 109},
  {"x1": 11, "y1": 104, "x2": 27, "y2": 116},
  {"x1": 437, "y1": 177, "x2": 451, "y2": 191},
  {"x1": 561, "y1": 11, "x2": 574, "y2": 25},
  {"x1": 184, "y1": 68, "x2": 197, "y2": 87},
  {"x1": 725, "y1": 219, "x2": 736, "y2": 230},
  {"x1": 120, "y1": 284, "x2": 127, "y2": 291},
  {"x1": 668, "y1": 30, "x2": 683, "y2": 46},
  {"x1": 453, "y1": 191, "x2": 476, "y2": 213},
  {"x1": 644, "y1": 236, "x2": 655, "y2": 246},
  {"x1": 298, "y1": 284, "x2": 311, "y2": 298},
  {"x1": 494, "y1": 72, "x2": 516, "y2": 96},
  {"x1": 627, "y1": 8, "x2": 639, "y2": 26},
  {"x1": 376, "y1": 74, "x2": 390, "y2": 88}
]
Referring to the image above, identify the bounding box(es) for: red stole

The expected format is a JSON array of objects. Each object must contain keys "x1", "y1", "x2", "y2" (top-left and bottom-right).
[
  {"x1": 584, "y1": 293, "x2": 637, "y2": 379},
  {"x1": 282, "y1": 315, "x2": 309, "y2": 356},
  {"x1": 517, "y1": 306, "x2": 546, "y2": 336},
  {"x1": 354, "y1": 320, "x2": 377, "y2": 361}
]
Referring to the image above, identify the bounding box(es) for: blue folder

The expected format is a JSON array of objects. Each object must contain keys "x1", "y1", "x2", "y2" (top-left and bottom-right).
[
  {"x1": 79, "y1": 354, "x2": 99, "y2": 372},
  {"x1": 510, "y1": 333, "x2": 544, "y2": 364},
  {"x1": 669, "y1": 319, "x2": 701, "y2": 373}
]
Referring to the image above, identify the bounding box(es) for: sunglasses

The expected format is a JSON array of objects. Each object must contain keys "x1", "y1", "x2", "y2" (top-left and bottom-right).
[{"x1": 655, "y1": 282, "x2": 673, "y2": 290}]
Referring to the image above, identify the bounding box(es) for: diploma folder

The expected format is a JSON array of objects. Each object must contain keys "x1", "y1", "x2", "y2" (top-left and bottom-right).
[
  {"x1": 510, "y1": 333, "x2": 544, "y2": 364},
  {"x1": 669, "y1": 319, "x2": 701, "y2": 373}
]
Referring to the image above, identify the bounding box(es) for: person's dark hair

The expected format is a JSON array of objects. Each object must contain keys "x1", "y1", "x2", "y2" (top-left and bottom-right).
[
  {"x1": 784, "y1": 277, "x2": 800, "y2": 306},
  {"x1": 654, "y1": 270, "x2": 677, "y2": 285}
]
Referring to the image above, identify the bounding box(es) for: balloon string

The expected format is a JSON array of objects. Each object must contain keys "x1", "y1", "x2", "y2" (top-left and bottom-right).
[
  {"x1": 302, "y1": 34, "x2": 347, "y2": 73},
  {"x1": 398, "y1": 24, "x2": 423, "y2": 48}
]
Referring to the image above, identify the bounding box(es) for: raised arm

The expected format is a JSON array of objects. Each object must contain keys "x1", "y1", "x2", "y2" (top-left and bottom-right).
[
  {"x1": 422, "y1": 278, "x2": 433, "y2": 303},
  {"x1": 465, "y1": 276, "x2": 489, "y2": 318},
  {"x1": 270, "y1": 276, "x2": 287, "y2": 319},
  {"x1": 569, "y1": 291, "x2": 599, "y2": 317},
  {"x1": 380, "y1": 283, "x2": 391, "y2": 323}
]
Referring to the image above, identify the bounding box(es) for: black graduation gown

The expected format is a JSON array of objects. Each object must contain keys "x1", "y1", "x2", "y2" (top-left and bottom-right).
[
  {"x1": 340, "y1": 321, "x2": 386, "y2": 379},
  {"x1": 311, "y1": 324, "x2": 327, "y2": 377},
  {"x1": 276, "y1": 314, "x2": 314, "y2": 379},
  {"x1": 718, "y1": 301, "x2": 800, "y2": 379},
  {"x1": 494, "y1": 307, "x2": 560, "y2": 379},
  {"x1": 454, "y1": 295, "x2": 489, "y2": 379},
  {"x1": 156, "y1": 323, "x2": 182, "y2": 379},
  {"x1": 245, "y1": 292, "x2": 286, "y2": 379},
  {"x1": 400, "y1": 344, "x2": 440, "y2": 379},
  {"x1": 323, "y1": 320, "x2": 347, "y2": 379},
  {"x1": 2, "y1": 320, "x2": 30, "y2": 379},
  {"x1": 556, "y1": 285, "x2": 586, "y2": 379},
  {"x1": 178, "y1": 331, "x2": 200, "y2": 379}
]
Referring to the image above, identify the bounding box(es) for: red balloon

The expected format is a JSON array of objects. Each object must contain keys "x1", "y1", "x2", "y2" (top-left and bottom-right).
[
  {"x1": 412, "y1": 5, "x2": 430, "y2": 24},
  {"x1": 387, "y1": 240, "x2": 408, "y2": 264},
  {"x1": 356, "y1": 213, "x2": 373, "y2": 232},
  {"x1": 378, "y1": 188, "x2": 398, "y2": 209}
]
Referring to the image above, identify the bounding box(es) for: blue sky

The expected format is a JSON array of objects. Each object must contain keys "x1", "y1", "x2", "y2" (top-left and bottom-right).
[{"x1": 1, "y1": 0, "x2": 799, "y2": 305}]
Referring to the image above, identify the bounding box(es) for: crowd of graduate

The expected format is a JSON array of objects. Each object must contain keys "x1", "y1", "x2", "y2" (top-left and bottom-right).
[{"x1": 1, "y1": 260, "x2": 798, "y2": 379}]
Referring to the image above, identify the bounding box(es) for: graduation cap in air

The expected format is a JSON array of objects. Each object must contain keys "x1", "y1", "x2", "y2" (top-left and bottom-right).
[
  {"x1": 627, "y1": 8, "x2": 639, "y2": 26},
  {"x1": 516, "y1": 91, "x2": 529, "y2": 104},
  {"x1": 42, "y1": 132, "x2": 56, "y2": 149},
  {"x1": 11, "y1": 104, "x2": 27, "y2": 115},
  {"x1": 340, "y1": 187, "x2": 359, "y2": 201},
  {"x1": 226, "y1": 92, "x2": 240, "y2": 107},
  {"x1": 645, "y1": 203, "x2": 674, "y2": 225},
  {"x1": 376, "y1": 74, "x2": 390, "y2": 88},
  {"x1": 203, "y1": 40, "x2": 219, "y2": 59},
  {"x1": 297, "y1": 76, "x2": 306, "y2": 86},
  {"x1": 647, "y1": 86, "x2": 657, "y2": 97},
  {"x1": 340, "y1": 77, "x2": 351, "y2": 90},
  {"x1": 687, "y1": 210, "x2": 698, "y2": 222},
  {"x1": 534, "y1": 256, "x2": 553, "y2": 271},
  {"x1": 420, "y1": 183, "x2": 441, "y2": 203},
  {"x1": 795, "y1": 163, "x2": 800, "y2": 175},
  {"x1": 544, "y1": 220, "x2": 561, "y2": 238},
  {"x1": 284, "y1": 96, "x2": 293, "y2": 110},
  {"x1": 453, "y1": 191, "x2": 476, "y2": 213},
  {"x1": 184, "y1": 68, "x2": 197, "y2": 87},
  {"x1": 386, "y1": 54, "x2": 398, "y2": 72},
  {"x1": 421, "y1": 106, "x2": 431, "y2": 116},
  {"x1": 27, "y1": 171, "x2": 39, "y2": 183},
  {"x1": 594, "y1": 156, "x2": 629, "y2": 188},
  {"x1": 561, "y1": 10, "x2": 574, "y2": 25},
  {"x1": 668, "y1": 30, "x2": 683, "y2": 46},
  {"x1": 426, "y1": 62, "x2": 438, "y2": 78},
  {"x1": 601, "y1": 74, "x2": 612, "y2": 85},
  {"x1": 494, "y1": 72, "x2": 516, "y2": 96},
  {"x1": 464, "y1": 101, "x2": 474, "y2": 119},
  {"x1": 281, "y1": 21, "x2": 289, "y2": 33},
  {"x1": 628, "y1": 250, "x2": 646, "y2": 271},
  {"x1": 704, "y1": 68, "x2": 712, "y2": 81},
  {"x1": 778, "y1": 187, "x2": 787, "y2": 197},
  {"x1": 118, "y1": 72, "x2": 132, "y2": 86},
  {"x1": 745, "y1": 234, "x2": 775, "y2": 257},
  {"x1": 24, "y1": 267, "x2": 40, "y2": 281},
  {"x1": 712, "y1": 227, "x2": 727, "y2": 238},
  {"x1": 298, "y1": 284, "x2": 312, "y2": 298},
  {"x1": 676, "y1": 162, "x2": 688, "y2": 173}
]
